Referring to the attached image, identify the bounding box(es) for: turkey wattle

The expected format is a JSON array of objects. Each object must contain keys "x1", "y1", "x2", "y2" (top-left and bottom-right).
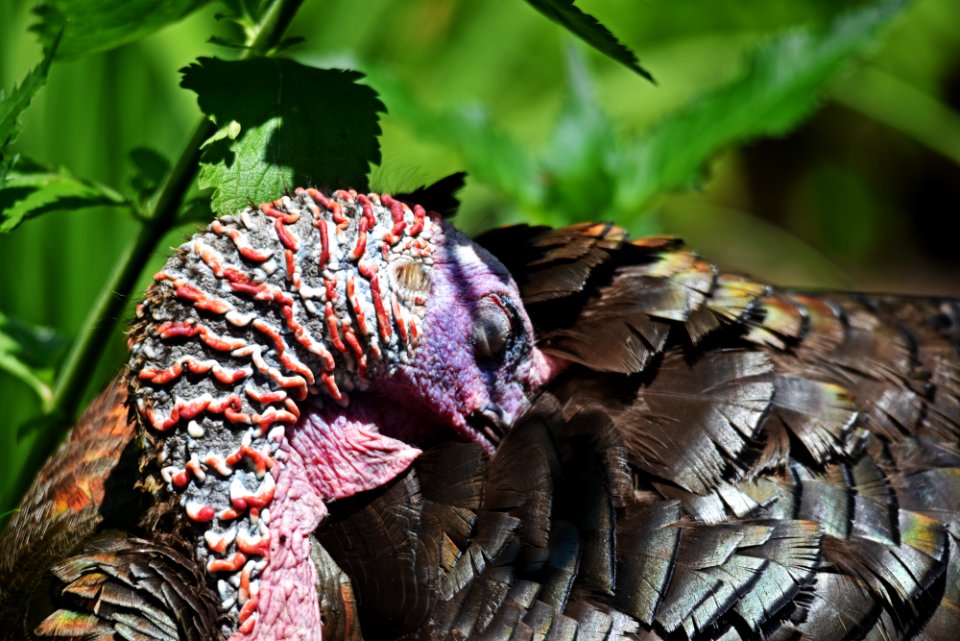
[{"x1": 1, "y1": 186, "x2": 958, "y2": 641}]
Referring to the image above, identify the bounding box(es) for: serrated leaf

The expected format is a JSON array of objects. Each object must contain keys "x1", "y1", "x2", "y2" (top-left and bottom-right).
[
  {"x1": 181, "y1": 57, "x2": 385, "y2": 216},
  {"x1": 0, "y1": 35, "x2": 59, "y2": 181},
  {"x1": 31, "y1": 0, "x2": 210, "y2": 59},
  {"x1": 128, "y1": 147, "x2": 171, "y2": 204},
  {"x1": 0, "y1": 160, "x2": 128, "y2": 233},
  {"x1": 0, "y1": 312, "x2": 66, "y2": 404},
  {"x1": 616, "y1": 0, "x2": 906, "y2": 214},
  {"x1": 525, "y1": 0, "x2": 653, "y2": 82}
]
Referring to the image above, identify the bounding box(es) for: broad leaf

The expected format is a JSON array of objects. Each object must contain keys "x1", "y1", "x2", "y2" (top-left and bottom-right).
[
  {"x1": 616, "y1": 0, "x2": 907, "y2": 214},
  {"x1": 31, "y1": 0, "x2": 209, "y2": 59},
  {"x1": 0, "y1": 159, "x2": 128, "y2": 233},
  {"x1": 0, "y1": 312, "x2": 66, "y2": 405},
  {"x1": 182, "y1": 57, "x2": 385, "y2": 216},
  {"x1": 525, "y1": 0, "x2": 653, "y2": 82},
  {"x1": 0, "y1": 35, "x2": 59, "y2": 182}
]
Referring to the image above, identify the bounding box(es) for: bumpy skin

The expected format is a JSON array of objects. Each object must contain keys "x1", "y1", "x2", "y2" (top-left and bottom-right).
[
  {"x1": 122, "y1": 188, "x2": 550, "y2": 639},
  {"x1": 2, "y1": 206, "x2": 959, "y2": 641},
  {"x1": 126, "y1": 189, "x2": 435, "y2": 635}
]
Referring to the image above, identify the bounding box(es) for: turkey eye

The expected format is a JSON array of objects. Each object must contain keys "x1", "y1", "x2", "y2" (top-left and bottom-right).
[{"x1": 473, "y1": 295, "x2": 513, "y2": 361}]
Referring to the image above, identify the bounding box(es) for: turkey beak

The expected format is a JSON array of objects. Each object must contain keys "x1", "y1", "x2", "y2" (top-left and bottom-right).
[{"x1": 466, "y1": 405, "x2": 508, "y2": 447}]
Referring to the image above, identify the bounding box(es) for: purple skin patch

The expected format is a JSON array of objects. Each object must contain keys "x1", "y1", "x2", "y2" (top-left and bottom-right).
[
  {"x1": 373, "y1": 225, "x2": 556, "y2": 451},
  {"x1": 248, "y1": 225, "x2": 555, "y2": 641},
  {"x1": 127, "y1": 189, "x2": 555, "y2": 641}
]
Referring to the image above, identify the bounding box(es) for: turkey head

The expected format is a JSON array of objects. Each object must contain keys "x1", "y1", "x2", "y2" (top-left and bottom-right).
[{"x1": 124, "y1": 189, "x2": 553, "y2": 640}]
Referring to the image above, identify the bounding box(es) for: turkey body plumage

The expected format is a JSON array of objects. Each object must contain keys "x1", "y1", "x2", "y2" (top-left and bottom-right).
[{"x1": 2, "y1": 216, "x2": 959, "y2": 641}]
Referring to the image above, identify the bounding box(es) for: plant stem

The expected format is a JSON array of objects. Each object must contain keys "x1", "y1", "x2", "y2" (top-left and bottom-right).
[
  {"x1": 10, "y1": 0, "x2": 307, "y2": 510},
  {"x1": 44, "y1": 118, "x2": 212, "y2": 421},
  {"x1": 248, "y1": 0, "x2": 305, "y2": 54}
]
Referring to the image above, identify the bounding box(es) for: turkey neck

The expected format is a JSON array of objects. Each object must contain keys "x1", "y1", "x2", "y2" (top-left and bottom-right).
[
  {"x1": 127, "y1": 189, "x2": 441, "y2": 638},
  {"x1": 244, "y1": 400, "x2": 420, "y2": 641}
]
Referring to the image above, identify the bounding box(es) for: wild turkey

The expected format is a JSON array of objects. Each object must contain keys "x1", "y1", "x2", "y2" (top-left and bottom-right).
[{"x1": 1, "y1": 186, "x2": 957, "y2": 641}]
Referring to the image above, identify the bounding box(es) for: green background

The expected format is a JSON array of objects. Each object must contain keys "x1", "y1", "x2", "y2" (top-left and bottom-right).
[{"x1": 1, "y1": 0, "x2": 959, "y2": 510}]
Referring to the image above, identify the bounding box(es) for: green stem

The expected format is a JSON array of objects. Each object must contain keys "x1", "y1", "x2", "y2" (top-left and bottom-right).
[
  {"x1": 9, "y1": 0, "x2": 306, "y2": 512},
  {"x1": 44, "y1": 118, "x2": 212, "y2": 420},
  {"x1": 247, "y1": 0, "x2": 305, "y2": 54}
]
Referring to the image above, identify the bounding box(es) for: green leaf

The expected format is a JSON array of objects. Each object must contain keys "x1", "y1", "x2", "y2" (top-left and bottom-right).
[
  {"x1": 181, "y1": 57, "x2": 385, "y2": 216},
  {"x1": 542, "y1": 45, "x2": 621, "y2": 223},
  {"x1": 209, "y1": 11, "x2": 252, "y2": 50},
  {"x1": 0, "y1": 34, "x2": 60, "y2": 181},
  {"x1": 525, "y1": 0, "x2": 653, "y2": 82},
  {"x1": 219, "y1": 0, "x2": 268, "y2": 21},
  {"x1": 31, "y1": 0, "x2": 210, "y2": 59},
  {"x1": 617, "y1": 0, "x2": 907, "y2": 214},
  {"x1": 0, "y1": 312, "x2": 66, "y2": 405},
  {"x1": 209, "y1": 1, "x2": 306, "y2": 52},
  {"x1": 128, "y1": 147, "x2": 171, "y2": 204},
  {"x1": 370, "y1": 70, "x2": 542, "y2": 210},
  {"x1": 0, "y1": 159, "x2": 128, "y2": 233},
  {"x1": 273, "y1": 36, "x2": 306, "y2": 54}
]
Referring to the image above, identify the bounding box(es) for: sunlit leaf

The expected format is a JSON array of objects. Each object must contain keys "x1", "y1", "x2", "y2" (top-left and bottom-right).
[
  {"x1": 0, "y1": 312, "x2": 66, "y2": 405},
  {"x1": 0, "y1": 159, "x2": 128, "y2": 233},
  {"x1": 525, "y1": 0, "x2": 653, "y2": 82},
  {"x1": 31, "y1": 0, "x2": 210, "y2": 59},
  {"x1": 0, "y1": 34, "x2": 59, "y2": 182},
  {"x1": 182, "y1": 57, "x2": 385, "y2": 215},
  {"x1": 616, "y1": 0, "x2": 907, "y2": 214}
]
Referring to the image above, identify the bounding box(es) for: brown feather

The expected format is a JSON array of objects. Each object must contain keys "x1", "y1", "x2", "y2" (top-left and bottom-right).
[{"x1": 6, "y1": 223, "x2": 960, "y2": 641}]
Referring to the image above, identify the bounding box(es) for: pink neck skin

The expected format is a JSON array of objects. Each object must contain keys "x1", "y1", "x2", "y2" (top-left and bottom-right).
[
  {"x1": 235, "y1": 407, "x2": 420, "y2": 641},
  {"x1": 230, "y1": 346, "x2": 564, "y2": 641}
]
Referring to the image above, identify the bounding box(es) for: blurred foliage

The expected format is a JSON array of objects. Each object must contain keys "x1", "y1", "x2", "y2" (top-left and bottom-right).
[
  {"x1": 0, "y1": 33, "x2": 57, "y2": 180},
  {"x1": 1, "y1": 157, "x2": 127, "y2": 232},
  {"x1": 1, "y1": 0, "x2": 959, "y2": 518},
  {"x1": 31, "y1": 0, "x2": 211, "y2": 59},
  {"x1": 0, "y1": 310, "x2": 65, "y2": 406},
  {"x1": 371, "y1": 0, "x2": 906, "y2": 229}
]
